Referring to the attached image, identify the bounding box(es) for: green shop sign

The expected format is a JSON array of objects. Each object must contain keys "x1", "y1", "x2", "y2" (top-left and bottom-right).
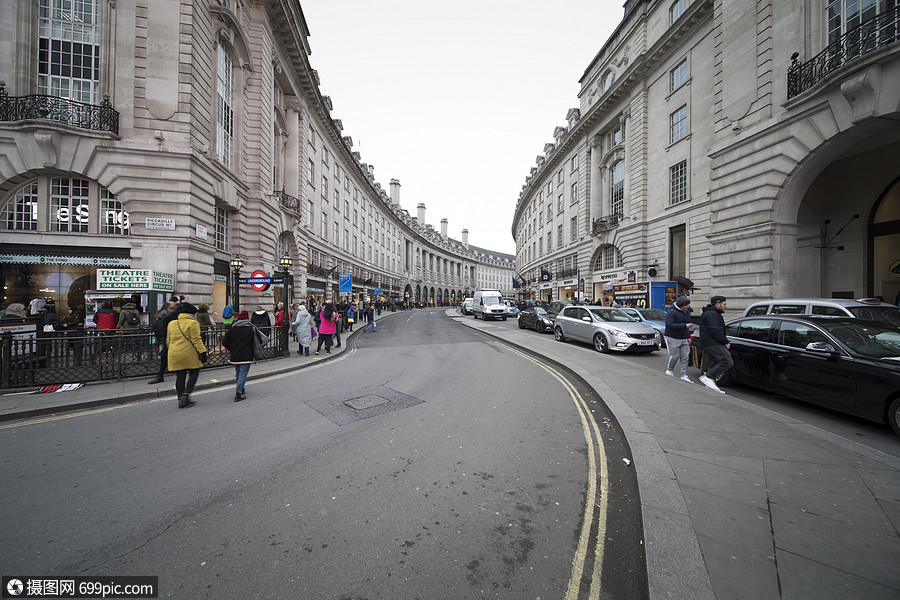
[{"x1": 97, "y1": 269, "x2": 174, "y2": 291}]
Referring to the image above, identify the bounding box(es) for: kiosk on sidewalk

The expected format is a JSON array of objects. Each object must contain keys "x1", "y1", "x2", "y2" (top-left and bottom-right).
[{"x1": 84, "y1": 269, "x2": 175, "y2": 328}]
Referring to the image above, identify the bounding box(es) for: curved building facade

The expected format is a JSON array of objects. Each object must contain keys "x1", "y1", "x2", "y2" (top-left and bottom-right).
[
  {"x1": 512, "y1": 0, "x2": 900, "y2": 312},
  {"x1": 0, "y1": 0, "x2": 499, "y2": 317}
]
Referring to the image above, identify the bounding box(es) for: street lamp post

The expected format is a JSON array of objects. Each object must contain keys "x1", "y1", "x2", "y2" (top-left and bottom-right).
[
  {"x1": 278, "y1": 253, "x2": 292, "y2": 357},
  {"x1": 230, "y1": 255, "x2": 244, "y2": 313}
]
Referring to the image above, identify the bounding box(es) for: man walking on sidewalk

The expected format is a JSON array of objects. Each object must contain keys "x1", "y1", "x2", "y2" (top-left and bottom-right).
[
  {"x1": 697, "y1": 295, "x2": 732, "y2": 393},
  {"x1": 664, "y1": 295, "x2": 695, "y2": 382},
  {"x1": 360, "y1": 303, "x2": 376, "y2": 333}
]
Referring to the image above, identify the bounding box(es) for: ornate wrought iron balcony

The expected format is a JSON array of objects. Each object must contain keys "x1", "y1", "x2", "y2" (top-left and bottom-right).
[
  {"x1": 592, "y1": 213, "x2": 622, "y2": 235},
  {"x1": 275, "y1": 189, "x2": 303, "y2": 216},
  {"x1": 0, "y1": 83, "x2": 119, "y2": 134},
  {"x1": 788, "y1": 6, "x2": 900, "y2": 100}
]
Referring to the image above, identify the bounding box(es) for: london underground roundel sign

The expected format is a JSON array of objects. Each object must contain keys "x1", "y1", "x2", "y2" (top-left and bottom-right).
[{"x1": 248, "y1": 269, "x2": 271, "y2": 292}]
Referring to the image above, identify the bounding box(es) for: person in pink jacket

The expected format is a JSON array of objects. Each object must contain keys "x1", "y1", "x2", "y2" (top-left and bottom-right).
[{"x1": 315, "y1": 302, "x2": 338, "y2": 355}]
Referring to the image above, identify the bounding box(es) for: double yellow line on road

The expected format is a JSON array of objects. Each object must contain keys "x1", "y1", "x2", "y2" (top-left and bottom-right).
[{"x1": 501, "y1": 342, "x2": 610, "y2": 600}]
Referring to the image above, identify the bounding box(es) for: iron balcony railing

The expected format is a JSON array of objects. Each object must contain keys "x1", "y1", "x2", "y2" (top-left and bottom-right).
[
  {"x1": 592, "y1": 213, "x2": 622, "y2": 235},
  {"x1": 788, "y1": 6, "x2": 900, "y2": 100},
  {"x1": 275, "y1": 189, "x2": 304, "y2": 216},
  {"x1": 0, "y1": 83, "x2": 119, "y2": 135},
  {"x1": 0, "y1": 324, "x2": 289, "y2": 389}
]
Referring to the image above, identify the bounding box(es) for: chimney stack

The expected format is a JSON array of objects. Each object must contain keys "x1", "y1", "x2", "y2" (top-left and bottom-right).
[
  {"x1": 417, "y1": 203, "x2": 426, "y2": 226},
  {"x1": 462, "y1": 229, "x2": 469, "y2": 249},
  {"x1": 440, "y1": 218, "x2": 448, "y2": 238},
  {"x1": 390, "y1": 179, "x2": 401, "y2": 205}
]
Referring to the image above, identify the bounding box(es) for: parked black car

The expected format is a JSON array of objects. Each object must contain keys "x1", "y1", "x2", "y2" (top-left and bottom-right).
[
  {"x1": 518, "y1": 306, "x2": 558, "y2": 333},
  {"x1": 720, "y1": 315, "x2": 900, "y2": 435}
]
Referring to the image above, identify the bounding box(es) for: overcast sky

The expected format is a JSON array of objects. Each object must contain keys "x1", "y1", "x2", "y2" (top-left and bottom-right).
[{"x1": 300, "y1": 1, "x2": 623, "y2": 255}]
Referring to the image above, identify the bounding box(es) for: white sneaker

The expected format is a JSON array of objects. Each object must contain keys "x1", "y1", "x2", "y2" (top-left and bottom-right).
[
  {"x1": 680, "y1": 375, "x2": 692, "y2": 383},
  {"x1": 699, "y1": 374, "x2": 725, "y2": 393},
  {"x1": 665, "y1": 370, "x2": 675, "y2": 376}
]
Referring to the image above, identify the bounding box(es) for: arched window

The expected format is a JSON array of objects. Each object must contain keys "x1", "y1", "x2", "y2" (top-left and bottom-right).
[
  {"x1": 0, "y1": 178, "x2": 129, "y2": 235},
  {"x1": 592, "y1": 245, "x2": 624, "y2": 271}
]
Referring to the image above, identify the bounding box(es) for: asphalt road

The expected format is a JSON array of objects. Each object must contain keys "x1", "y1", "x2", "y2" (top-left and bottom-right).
[
  {"x1": 497, "y1": 312, "x2": 900, "y2": 458},
  {"x1": 0, "y1": 310, "x2": 647, "y2": 599}
]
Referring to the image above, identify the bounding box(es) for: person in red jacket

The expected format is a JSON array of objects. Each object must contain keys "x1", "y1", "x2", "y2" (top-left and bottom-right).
[{"x1": 92, "y1": 300, "x2": 118, "y2": 354}]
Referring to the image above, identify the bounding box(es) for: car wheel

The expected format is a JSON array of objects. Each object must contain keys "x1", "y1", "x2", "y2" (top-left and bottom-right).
[
  {"x1": 593, "y1": 333, "x2": 609, "y2": 353},
  {"x1": 554, "y1": 327, "x2": 566, "y2": 342},
  {"x1": 517, "y1": 318, "x2": 525, "y2": 329},
  {"x1": 888, "y1": 397, "x2": 900, "y2": 436},
  {"x1": 502, "y1": 316, "x2": 507, "y2": 321}
]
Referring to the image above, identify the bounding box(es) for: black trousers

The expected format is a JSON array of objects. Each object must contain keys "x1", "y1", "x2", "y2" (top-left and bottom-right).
[{"x1": 175, "y1": 368, "x2": 200, "y2": 398}]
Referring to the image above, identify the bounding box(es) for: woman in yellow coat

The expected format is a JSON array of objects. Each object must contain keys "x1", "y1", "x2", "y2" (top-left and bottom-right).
[{"x1": 167, "y1": 302, "x2": 207, "y2": 408}]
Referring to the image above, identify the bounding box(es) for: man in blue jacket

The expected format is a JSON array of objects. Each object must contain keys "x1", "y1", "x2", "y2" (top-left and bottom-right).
[
  {"x1": 697, "y1": 295, "x2": 733, "y2": 393},
  {"x1": 664, "y1": 295, "x2": 695, "y2": 382}
]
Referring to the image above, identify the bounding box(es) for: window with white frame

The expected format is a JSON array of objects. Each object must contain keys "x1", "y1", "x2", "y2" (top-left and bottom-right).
[
  {"x1": 570, "y1": 216, "x2": 578, "y2": 241},
  {"x1": 50, "y1": 178, "x2": 89, "y2": 233},
  {"x1": 539, "y1": 238, "x2": 543, "y2": 255},
  {"x1": 321, "y1": 212, "x2": 327, "y2": 239},
  {"x1": 99, "y1": 187, "x2": 129, "y2": 235},
  {"x1": 671, "y1": 105, "x2": 688, "y2": 143},
  {"x1": 306, "y1": 199, "x2": 313, "y2": 230},
  {"x1": 216, "y1": 40, "x2": 234, "y2": 168},
  {"x1": 570, "y1": 182, "x2": 578, "y2": 204},
  {"x1": 38, "y1": 0, "x2": 101, "y2": 105},
  {"x1": 214, "y1": 205, "x2": 228, "y2": 251},
  {"x1": 1, "y1": 183, "x2": 38, "y2": 231},
  {"x1": 671, "y1": 0, "x2": 688, "y2": 24},
  {"x1": 558, "y1": 169, "x2": 564, "y2": 184},
  {"x1": 571, "y1": 154, "x2": 579, "y2": 171},
  {"x1": 547, "y1": 231, "x2": 552, "y2": 251},
  {"x1": 671, "y1": 58, "x2": 688, "y2": 91},
  {"x1": 557, "y1": 224, "x2": 563, "y2": 248},
  {"x1": 610, "y1": 160, "x2": 624, "y2": 217},
  {"x1": 322, "y1": 176, "x2": 328, "y2": 200},
  {"x1": 333, "y1": 222, "x2": 339, "y2": 247},
  {"x1": 670, "y1": 160, "x2": 688, "y2": 205}
]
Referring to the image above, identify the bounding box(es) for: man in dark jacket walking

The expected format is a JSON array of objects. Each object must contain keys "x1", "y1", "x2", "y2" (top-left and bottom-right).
[
  {"x1": 664, "y1": 295, "x2": 694, "y2": 382},
  {"x1": 222, "y1": 310, "x2": 258, "y2": 401},
  {"x1": 697, "y1": 295, "x2": 732, "y2": 393},
  {"x1": 148, "y1": 296, "x2": 182, "y2": 385}
]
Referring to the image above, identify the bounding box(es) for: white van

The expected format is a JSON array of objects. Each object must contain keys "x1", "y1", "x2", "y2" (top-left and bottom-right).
[{"x1": 473, "y1": 290, "x2": 507, "y2": 321}]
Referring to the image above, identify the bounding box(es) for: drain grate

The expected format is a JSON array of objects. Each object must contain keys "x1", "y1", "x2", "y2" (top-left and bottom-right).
[{"x1": 344, "y1": 395, "x2": 390, "y2": 410}]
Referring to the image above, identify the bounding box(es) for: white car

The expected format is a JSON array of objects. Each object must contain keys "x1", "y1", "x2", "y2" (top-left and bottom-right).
[
  {"x1": 505, "y1": 300, "x2": 519, "y2": 316},
  {"x1": 554, "y1": 305, "x2": 661, "y2": 353}
]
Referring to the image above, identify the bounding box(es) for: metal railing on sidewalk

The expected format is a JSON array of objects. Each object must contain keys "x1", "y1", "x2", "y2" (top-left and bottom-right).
[{"x1": 0, "y1": 324, "x2": 290, "y2": 389}]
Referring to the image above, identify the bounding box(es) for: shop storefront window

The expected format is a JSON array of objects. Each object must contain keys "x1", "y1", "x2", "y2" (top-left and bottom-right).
[{"x1": 1, "y1": 177, "x2": 129, "y2": 235}]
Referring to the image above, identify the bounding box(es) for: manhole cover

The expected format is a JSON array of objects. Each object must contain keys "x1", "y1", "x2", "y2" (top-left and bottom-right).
[{"x1": 344, "y1": 395, "x2": 390, "y2": 410}]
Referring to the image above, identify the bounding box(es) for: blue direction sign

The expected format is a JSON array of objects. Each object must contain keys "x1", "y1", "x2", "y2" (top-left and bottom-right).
[
  {"x1": 339, "y1": 274, "x2": 352, "y2": 293},
  {"x1": 374, "y1": 288, "x2": 382, "y2": 296}
]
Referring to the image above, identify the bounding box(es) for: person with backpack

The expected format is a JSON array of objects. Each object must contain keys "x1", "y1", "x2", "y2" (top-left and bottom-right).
[
  {"x1": 117, "y1": 300, "x2": 142, "y2": 331},
  {"x1": 222, "y1": 310, "x2": 259, "y2": 402}
]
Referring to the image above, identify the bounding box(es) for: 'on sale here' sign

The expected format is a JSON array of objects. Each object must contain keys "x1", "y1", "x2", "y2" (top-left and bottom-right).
[{"x1": 97, "y1": 269, "x2": 174, "y2": 291}]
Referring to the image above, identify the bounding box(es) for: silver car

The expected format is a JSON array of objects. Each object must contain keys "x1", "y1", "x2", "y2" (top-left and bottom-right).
[{"x1": 554, "y1": 305, "x2": 661, "y2": 353}]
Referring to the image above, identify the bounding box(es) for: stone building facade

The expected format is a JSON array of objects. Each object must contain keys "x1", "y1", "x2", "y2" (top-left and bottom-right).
[
  {"x1": 512, "y1": 0, "x2": 900, "y2": 312},
  {"x1": 0, "y1": 0, "x2": 500, "y2": 317}
]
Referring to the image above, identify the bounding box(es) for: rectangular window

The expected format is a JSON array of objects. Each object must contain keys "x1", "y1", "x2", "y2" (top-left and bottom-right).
[
  {"x1": 570, "y1": 216, "x2": 577, "y2": 241},
  {"x1": 671, "y1": 58, "x2": 688, "y2": 91},
  {"x1": 214, "y1": 205, "x2": 228, "y2": 250},
  {"x1": 547, "y1": 231, "x2": 552, "y2": 250},
  {"x1": 38, "y1": 0, "x2": 101, "y2": 106},
  {"x1": 571, "y1": 182, "x2": 578, "y2": 204},
  {"x1": 557, "y1": 224, "x2": 563, "y2": 248},
  {"x1": 670, "y1": 160, "x2": 688, "y2": 205},
  {"x1": 321, "y1": 212, "x2": 328, "y2": 239},
  {"x1": 558, "y1": 194, "x2": 564, "y2": 213},
  {"x1": 671, "y1": 105, "x2": 688, "y2": 143},
  {"x1": 334, "y1": 222, "x2": 339, "y2": 246},
  {"x1": 547, "y1": 181, "x2": 552, "y2": 195},
  {"x1": 571, "y1": 154, "x2": 579, "y2": 171},
  {"x1": 671, "y1": 0, "x2": 688, "y2": 24},
  {"x1": 539, "y1": 238, "x2": 543, "y2": 255},
  {"x1": 344, "y1": 229, "x2": 350, "y2": 252},
  {"x1": 50, "y1": 177, "x2": 89, "y2": 233},
  {"x1": 215, "y1": 42, "x2": 234, "y2": 168},
  {"x1": 670, "y1": 224, "x2": 686, "y2": 279},
  {"x1": 557, "y1": 169, "x2": 564, "y2": 184},
  {"x1": 322, "y1": 176, "x2": 328, "y2": 200}
]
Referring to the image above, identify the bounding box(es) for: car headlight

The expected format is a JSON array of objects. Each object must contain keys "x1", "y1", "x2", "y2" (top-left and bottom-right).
[{"x1": 606, "y1": 327, "x2": 626, "y2": 336}]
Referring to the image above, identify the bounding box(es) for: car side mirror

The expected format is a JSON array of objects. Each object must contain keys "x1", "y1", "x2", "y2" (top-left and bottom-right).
[
  {"x1": 582, "y1": 316, "x2": 592, "y2": 322},
  {"x1": 806, "y1": 341, "x2": 836, "y2": 353}
]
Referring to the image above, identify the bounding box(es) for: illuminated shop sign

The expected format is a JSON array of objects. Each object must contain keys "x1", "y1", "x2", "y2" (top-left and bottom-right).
[{"x1": 0, "y1": 254, "x2": 131, "y2": 266}]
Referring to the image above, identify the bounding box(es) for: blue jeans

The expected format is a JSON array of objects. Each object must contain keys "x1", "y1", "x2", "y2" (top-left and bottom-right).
[
  {"x1": 234, "y1": 363, "x2": 251, "y2": 394},
  {"x1": 361, "y1": 320, "x2": 375, "y2": 332}
]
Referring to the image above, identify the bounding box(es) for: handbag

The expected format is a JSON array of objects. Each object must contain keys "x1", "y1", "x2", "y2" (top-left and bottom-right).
[
  {"x1": 310, "y1": 326, "x2": 318, "y2": 339},
  {"x1": 252, "y1": 325, "x2": 269, "y2": 360}
]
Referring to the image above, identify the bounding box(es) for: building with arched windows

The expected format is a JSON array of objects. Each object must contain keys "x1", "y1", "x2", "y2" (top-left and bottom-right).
[
  {"x1": 0, "y1": 1, "x2": 505, "y2": 317},
  {"x1": 513, "y1": 0, "x2": 900, "y2": 312}
]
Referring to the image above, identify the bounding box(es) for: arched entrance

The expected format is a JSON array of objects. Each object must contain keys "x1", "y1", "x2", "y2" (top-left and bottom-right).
[{"x1": 870, "y1": 176, "x2": 900, "y2": 302}]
